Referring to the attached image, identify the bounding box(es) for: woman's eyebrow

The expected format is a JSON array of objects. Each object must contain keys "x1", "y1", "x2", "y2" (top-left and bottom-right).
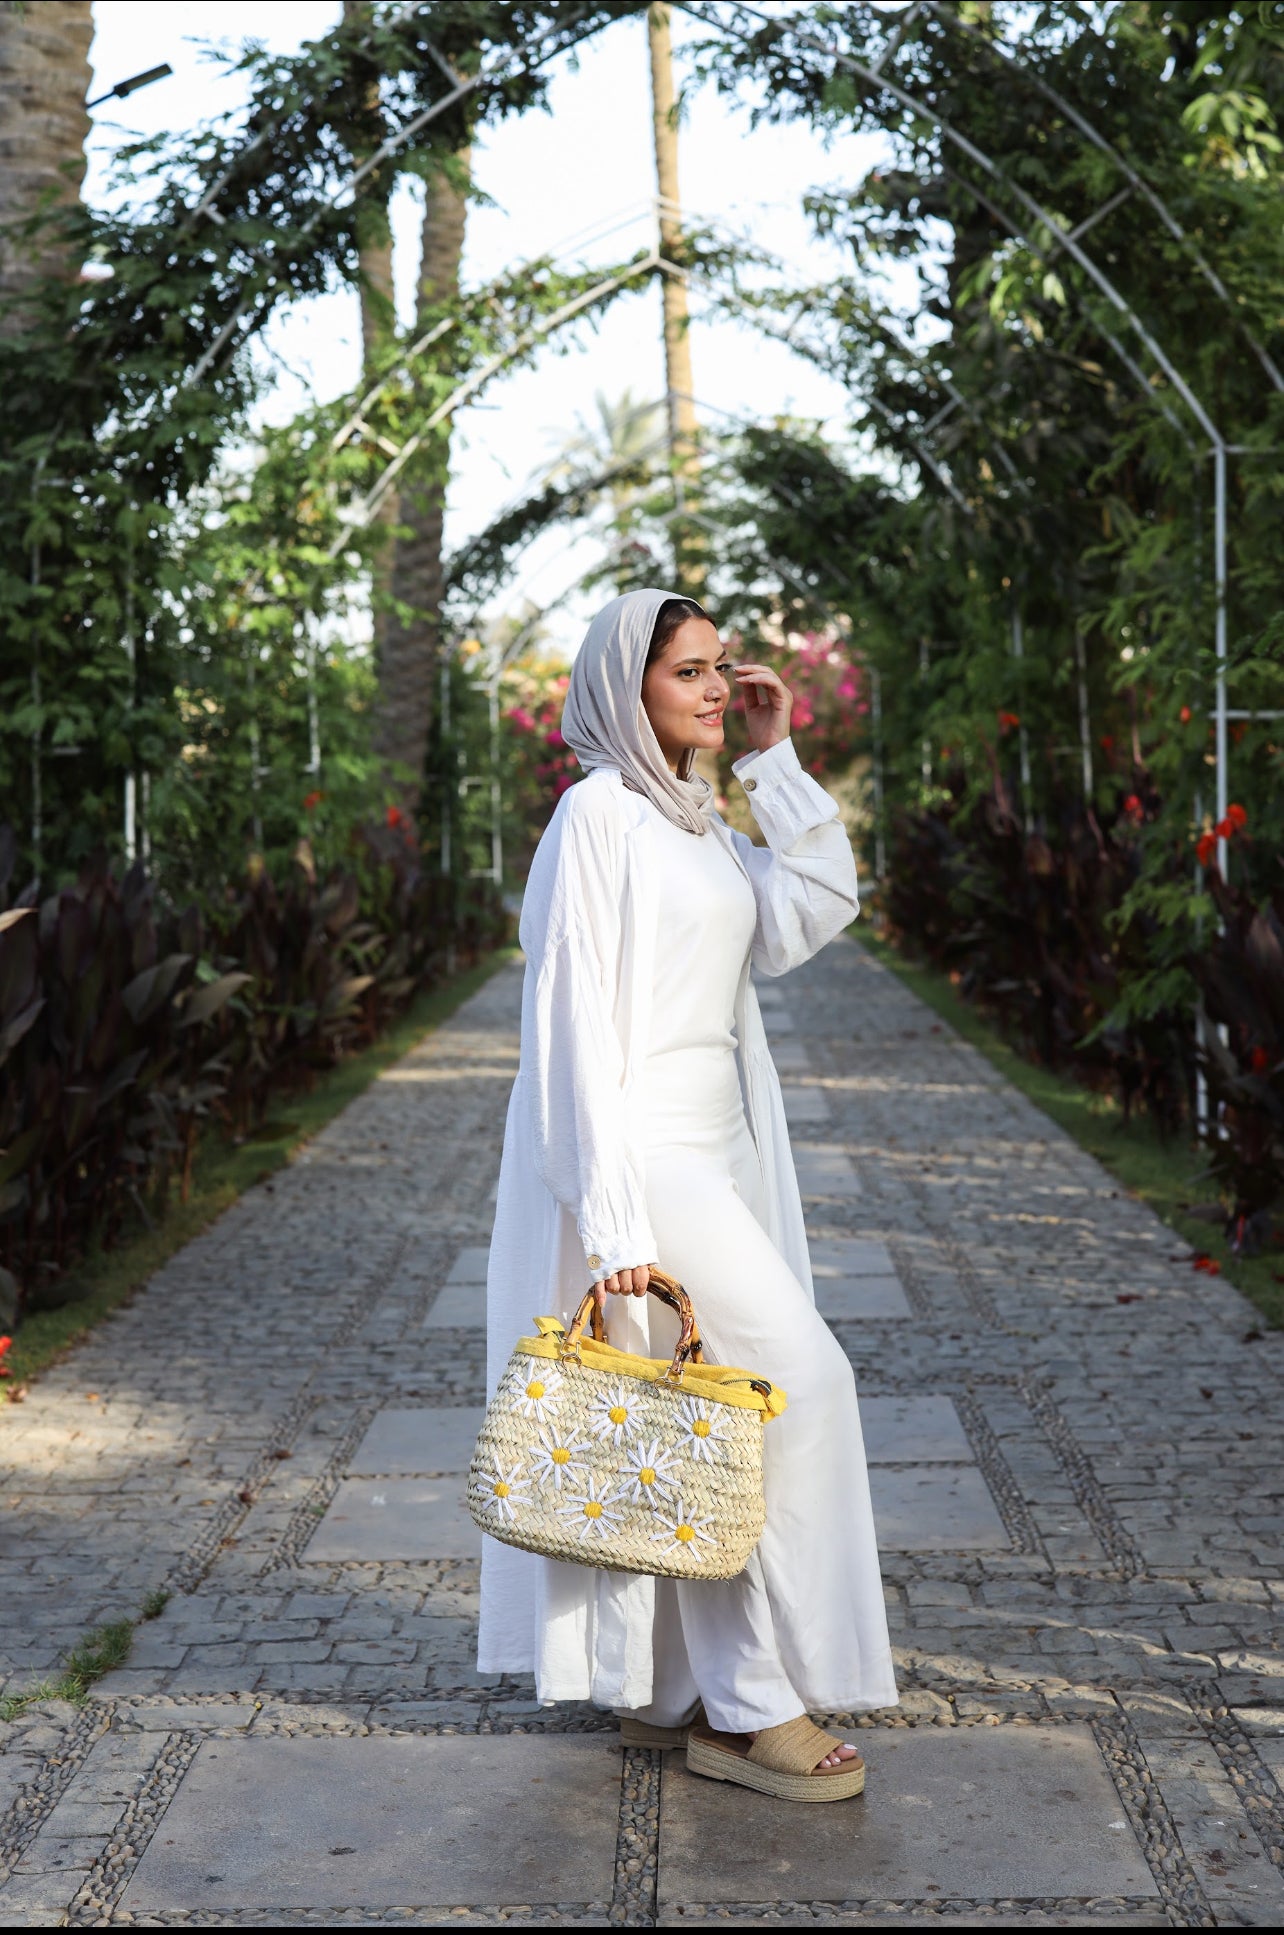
[{"x1": 672, "y1": 654, "x2": 730, "y2": 666}]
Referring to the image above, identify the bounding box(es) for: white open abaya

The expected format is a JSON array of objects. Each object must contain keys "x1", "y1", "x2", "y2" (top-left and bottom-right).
[{"x1": 479, "y1": 591, "x2": 898, "y2": 1725}]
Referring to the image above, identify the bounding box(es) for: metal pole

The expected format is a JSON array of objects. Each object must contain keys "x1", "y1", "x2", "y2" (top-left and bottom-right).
[
  {"x1": 439, "y1": 653, "x2": 453, "y2": 878},
  {"x1": 1010, "y1": 598, "x2": 1032, "y2": 828},
  {"x1": 1074, "y1": 621, "x2": 1093, "y2": 801},
  {"x1": 124, "y1": 529, "x2": 137, "y2": 864},
  {"x1": 1213, "y1": 442, "x2": 1229, "y2": 875},
  {"x1": 870, "y1": 664, "x2": 886, "y2": 881},
  {"x1": 489, "y1": 678, "x2": 503, "y2": 886},
  {"x1": 919, "y1": 638, "x2": 931, "y2": 788},
  {"x1": 304, "y1": 624, "x2": 322, "y2": 782},
  {"x1": 1193, "y1": 786, "x2": 1208, "y2": 1140}
]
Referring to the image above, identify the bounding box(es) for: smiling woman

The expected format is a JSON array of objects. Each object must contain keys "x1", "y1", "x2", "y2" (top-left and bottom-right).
[{"x1": 480, "y1": 584, "x2": 897, "y2": 1806}]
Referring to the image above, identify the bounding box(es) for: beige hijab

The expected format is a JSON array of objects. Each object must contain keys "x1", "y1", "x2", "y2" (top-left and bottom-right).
[{"x1": 561, "y1": 587, "x2": 716, "y2": 837}]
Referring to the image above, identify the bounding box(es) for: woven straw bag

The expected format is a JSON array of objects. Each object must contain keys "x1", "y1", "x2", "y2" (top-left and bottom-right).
[{"x1": 468, "y1": 1269, "x2": 786, "y2": 1581}]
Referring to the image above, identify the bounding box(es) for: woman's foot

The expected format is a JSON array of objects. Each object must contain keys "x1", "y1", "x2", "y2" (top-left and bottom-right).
[{"x1": 750, "y1": 1728, "x2": 858, "y2": 1769}]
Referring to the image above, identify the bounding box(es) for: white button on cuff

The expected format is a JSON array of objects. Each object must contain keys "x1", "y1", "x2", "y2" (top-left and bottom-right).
[
  {"x1": 743, "y1": 777, "x2": 758, "y2": 792},
  {"x1": 586, "y1": 1254, "x2": 603, "y2": 1270}
]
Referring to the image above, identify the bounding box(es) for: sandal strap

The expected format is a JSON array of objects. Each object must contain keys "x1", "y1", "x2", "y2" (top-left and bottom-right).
[{"x1": 746, "y1": 1715, "x2": 847, "y2": 1776}]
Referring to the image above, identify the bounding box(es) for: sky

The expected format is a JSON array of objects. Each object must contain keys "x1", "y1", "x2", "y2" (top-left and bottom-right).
[{"x1": 85, "y1": 2, "x2": 902, "y2": 653}]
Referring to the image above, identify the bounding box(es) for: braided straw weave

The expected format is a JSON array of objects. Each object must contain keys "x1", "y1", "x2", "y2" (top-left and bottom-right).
[{"x1": 468, "y1": 1274, "x2": 783, "y2": 1581}]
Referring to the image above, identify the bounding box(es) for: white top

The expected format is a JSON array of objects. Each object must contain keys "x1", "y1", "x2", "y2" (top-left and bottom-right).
[{"x1": 645, "y1": 803, "x2": 757, "y2": 1060}]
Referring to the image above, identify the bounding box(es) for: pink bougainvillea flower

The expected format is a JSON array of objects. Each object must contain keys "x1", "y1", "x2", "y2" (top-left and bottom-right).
[
  {"x1": 545, "y1": 728, "x2": 566, "y2": 749},
  {"x1": 507, "y1": 706, "x2": 536, "y2": 733}
]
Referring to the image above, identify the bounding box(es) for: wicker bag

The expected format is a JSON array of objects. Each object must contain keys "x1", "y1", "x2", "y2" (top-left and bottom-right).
[{"x1": 468, "y1": 1269, "x2": 786, "y2": 1581}]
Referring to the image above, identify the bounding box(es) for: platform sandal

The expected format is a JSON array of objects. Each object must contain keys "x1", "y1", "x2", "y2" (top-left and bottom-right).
[
  {"x1": 686, "y1": 1714, "x2": 866, "y2": 1802},
  {"x1": 617, "y1": 1703, "x2": 707, "y2": 1750}
]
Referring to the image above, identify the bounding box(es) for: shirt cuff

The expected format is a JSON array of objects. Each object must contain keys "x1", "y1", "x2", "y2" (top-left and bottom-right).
[
  {"x1": 733, "y1": 738, "x2": 841, "y2": 848},
  {"x1": 580, "y1": 1229, "x2": 658, "y2": 1280}
]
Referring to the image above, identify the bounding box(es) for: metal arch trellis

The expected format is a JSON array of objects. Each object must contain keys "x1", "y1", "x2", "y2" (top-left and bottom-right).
[
  {"x1": 680, "y1": 0, "x2": 1258, "y2": 882},
  {"x1": 179, "y1": 4, "x2": 625, "y2": 392}
]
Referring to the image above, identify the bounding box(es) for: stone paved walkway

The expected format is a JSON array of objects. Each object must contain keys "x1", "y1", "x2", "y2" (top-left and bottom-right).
[{"x1": 3, "y1": 937, "x2": 1284, "y2": 1927}]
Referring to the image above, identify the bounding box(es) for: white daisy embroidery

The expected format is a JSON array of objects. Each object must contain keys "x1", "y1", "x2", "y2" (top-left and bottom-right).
[
  {"x1": 618, "y1": 1436, "x2": 681, "y2": 1504},
  {"x1": 587, "y1": 1380, "x2": 638, "y2": 1447},
  {"x1": 530, "y1": 1426, "x2": 592, "y2": 1492},
  {"x1": 513, "y1": 1364, "x2": 564, "y2": 1424},
  {"x1": 556, "y1": 1473, "x2": 627, "y2": 1544},
  {"x1": 651, "y1": 1496, "x2": 720, "y2": 1562},
  {"x1": 476, "y1": 1459, "x2": 530, "y2": 1527},
  {"x1": 676, "y1": 1393, "x2": 731, "y2": 1463}
]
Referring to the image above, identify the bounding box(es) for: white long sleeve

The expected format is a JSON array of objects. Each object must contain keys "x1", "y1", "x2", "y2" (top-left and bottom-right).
[
  {"x1": 517, "y1": 782, "x2": 657, "y2": 1277},
  {"x1": 728, "y1": 738, "x2": 860, "y2": 977}
]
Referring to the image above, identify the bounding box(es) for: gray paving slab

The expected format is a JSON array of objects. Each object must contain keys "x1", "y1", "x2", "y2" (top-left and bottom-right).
[
  {"x1": 349, "y1": 1406, "x2": 486, "y2": 1475},
  {"x1": 446, "y1": 1245, "x2": 491, "y2": 1284},
  {"x1": 792, "y1": 1142, "x2": 861, "y2": 1196},
  {"x1": 762, "y1": 1008, "x2": 795, "y2": 1034},
  {"x1": 766, "y1": 1038, "x2": 810, "y2": 1074},
  {"x1": 304, "y1": 1477, "x2": 480, "y2": 1562},
  {"x1": 810, "y1": 1236, "x2": 896, "y2": 1277},
  {"x1": 782, "y1": 1084, "x2": 830, "y2": 1124},
  {"x1": 869, "y1": 1465, "x2": 1010, "y2": 1551},
  {"x1": 121, "y1": 1734, "x2": 619, "y2": 1911},
  {"x1": 815, "y1": 1273, "x2": 913, "y2": 1320},
  {"x1": 657, "y1": 1724, "x2": 1158, "y2": 1904},
  {"x1": 421, "y1": 1280, "x2": 485, "y2": 1328},
  {"x1": 860, "y1": 1396, "x2": 976, "y2": 1464}
]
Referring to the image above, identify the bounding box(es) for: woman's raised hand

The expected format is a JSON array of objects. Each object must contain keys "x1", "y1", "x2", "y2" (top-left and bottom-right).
[
  {"x1": 734, "y1": 663, "x2": 793, "y2": 754},
  {"x1": 594, "y1": 1262, "x2": 652, "y2": 1314}
]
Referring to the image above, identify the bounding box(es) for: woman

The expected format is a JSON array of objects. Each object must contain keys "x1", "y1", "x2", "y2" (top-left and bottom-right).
[{"x1": 480, "y1": 586, "x2": 897, "y2": 1801}]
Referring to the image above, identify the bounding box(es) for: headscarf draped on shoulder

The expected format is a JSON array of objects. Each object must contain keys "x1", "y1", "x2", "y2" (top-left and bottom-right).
[{"x1": 560, "y1": 587, "x2": 716, "y2": 836}]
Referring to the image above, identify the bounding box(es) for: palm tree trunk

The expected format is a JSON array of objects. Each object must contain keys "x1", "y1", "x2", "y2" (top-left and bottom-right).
[
  {"x1": 341, "y1": 0, "x2": 399, "y2": 673},
  {"x1": 0, "y1": 0, "x2": 93, "y2": 334},
  {"x1": 374, "y1": 153, "x2": 470, "y2": 807},
  {"x1": 647, "y1": 1, "x2": 702, "y2": 597}
]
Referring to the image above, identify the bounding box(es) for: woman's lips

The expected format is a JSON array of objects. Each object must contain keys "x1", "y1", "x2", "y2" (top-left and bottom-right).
[{"x1": 696, "y1": 710, "x2": 724, "y2": 724}]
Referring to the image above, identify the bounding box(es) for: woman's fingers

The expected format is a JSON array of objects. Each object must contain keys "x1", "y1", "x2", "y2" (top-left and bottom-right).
[{"x1": 596, "y1": 1265, "x2": 652, "y2": 1297}]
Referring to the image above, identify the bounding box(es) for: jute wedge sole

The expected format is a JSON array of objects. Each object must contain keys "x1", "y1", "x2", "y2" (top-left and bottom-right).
[{"x1": 686, "y1": 1718, "x2": 866, "y2": 1803}]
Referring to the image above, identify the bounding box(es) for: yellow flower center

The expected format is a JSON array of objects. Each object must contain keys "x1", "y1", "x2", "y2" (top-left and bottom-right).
[
  {"x1": 584, "y1": 1500, "x2": 603, "y2": 1519},
  {"x1": 551, "y1": 1446, "x2": 570, "y2": 1465},
  {"x1": 675, "y1": 1523, "x2": 695, "y2": 1542},
  {"x1": 692, "y1": 1418, "x2": 711, "y2": 1438},
  {"x1": 493, "y1": 1481, "x2": 510, "y2": 1499},
  {"x1": 526, "y1": 1380, "x2": 545, "y2": 1400},
  {"x1": 609, "y1": 1405, "x2": 628, "y2": 1425},
  {"x1": 639, "y1": 1467, "x2": 656, "y2": 1486}
]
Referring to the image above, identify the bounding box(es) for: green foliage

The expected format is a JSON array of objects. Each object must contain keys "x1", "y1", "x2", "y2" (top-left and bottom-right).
[{"x1": 0, "y1": 822, "x2": 503, "y2": 1324}]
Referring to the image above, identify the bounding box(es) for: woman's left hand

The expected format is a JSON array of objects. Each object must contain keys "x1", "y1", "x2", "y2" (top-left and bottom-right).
[{"x1": 734, "y1": 664, "x2": 793, "y2": 755}]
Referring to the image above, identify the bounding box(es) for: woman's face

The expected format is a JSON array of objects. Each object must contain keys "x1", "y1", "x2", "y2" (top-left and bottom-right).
[{"x1": 640, "y1": 616, "x2": 732, "y2": 772}]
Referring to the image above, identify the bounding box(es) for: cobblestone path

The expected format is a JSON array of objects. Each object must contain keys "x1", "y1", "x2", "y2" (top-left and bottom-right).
[{"x1": 3, "y1": 938, "x2": 1284, "y2": 1927}]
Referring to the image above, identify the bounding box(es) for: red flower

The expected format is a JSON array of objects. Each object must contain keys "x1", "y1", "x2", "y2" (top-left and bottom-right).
[
  {"x1": 1099, "y1": 734, "x2": 1114, "y2": 751},
  {"x1": 1196, "y1": 832, "x2": 1217, "y2": 867},
  {"x1": 1123, "y1": 793, "x2": 1144, "y2": 823},
  {"x1": 0, "y1": 1336, "x2": 10, "y2": 1379},
  {"x1": 303, "y1": 789, "x2": 323, "y2": 813},
  {"x1": 1250, "y1": 1045, "x2": 1271, "y2": 1073},
  {"x1": 1227, "y1": 802, "x2": 1247, "y2": 831},
  {"x1": 1192, "y1": 1254, "x2": 1221, "y2": 1275},
  {"x1": 1179, "y1": 705, "x2": 1192, "y2": 724},
  {"x1": 997, "y1": 710, "x2": 1020, "y2": 734},
  {"x1": 386, "y1": 805, "x2": 404, "y2": 828}
]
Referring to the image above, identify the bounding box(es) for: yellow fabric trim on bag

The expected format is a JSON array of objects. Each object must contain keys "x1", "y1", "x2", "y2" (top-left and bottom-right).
[{"x1": 523, "y1": 1318, "x2": 787, "y2": 1419}]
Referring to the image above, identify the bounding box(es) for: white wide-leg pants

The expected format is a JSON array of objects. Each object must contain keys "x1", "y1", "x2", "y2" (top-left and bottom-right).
[{"x1": 621, "y1": 1046, "x2": 894, "y2": 1734}]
